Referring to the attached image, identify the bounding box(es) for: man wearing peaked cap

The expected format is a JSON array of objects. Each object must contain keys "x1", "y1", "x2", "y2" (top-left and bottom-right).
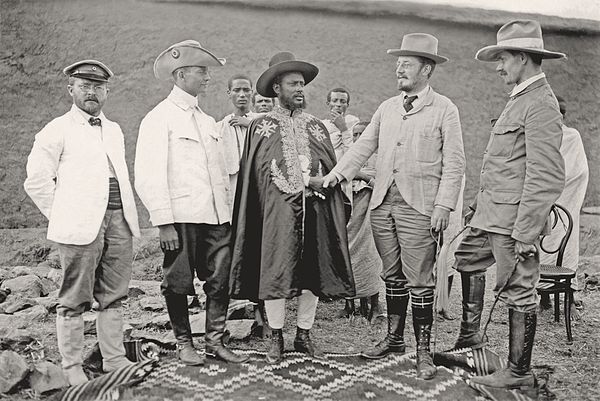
[
  {"x1": 323, "y1": 33, "x2": 466, "y2": 380},
  {"x1": 135, "y1": 40, "x2": 248, "y2": 366},
  {"x1": 450, "y1": 20, "x2": 566, "y2": 396},
  {"x1": 24, "y1": 60, "x2": 140, "y2": 385},
  {"x1": 229, "y1": 52, "x2": 355, "y2": 364}
]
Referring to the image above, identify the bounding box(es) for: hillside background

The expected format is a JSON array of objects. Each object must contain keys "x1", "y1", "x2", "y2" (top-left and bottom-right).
[{"x1": 1, "y1": 0, "x2": 599, "y2": 228}]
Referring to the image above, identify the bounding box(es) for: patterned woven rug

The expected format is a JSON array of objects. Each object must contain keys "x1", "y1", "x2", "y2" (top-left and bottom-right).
[
  {"x1": 55, "y1": 338, "x2": 554, "y2": 401},
  {"x1": 129, "y1": 349, "x2": 484, "y2": 401}
]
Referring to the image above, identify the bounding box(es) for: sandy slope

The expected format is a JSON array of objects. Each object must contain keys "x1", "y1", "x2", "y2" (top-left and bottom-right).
[{"x1": 1, "y1": 0, "x2": 599, "y2": 228}]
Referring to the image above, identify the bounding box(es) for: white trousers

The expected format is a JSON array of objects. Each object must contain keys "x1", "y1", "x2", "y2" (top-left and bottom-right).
[{"x1": 264, "y1": 290, "x2": 318, "y2": 330}]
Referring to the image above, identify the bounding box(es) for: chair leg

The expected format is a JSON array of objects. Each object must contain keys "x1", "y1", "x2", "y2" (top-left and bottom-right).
[
  {"x1": 565, "y1": 290, "x2": 573, "y2": 344},
  {"x1": 554, "y1": 293, "x2": 560, "y2": 322}
]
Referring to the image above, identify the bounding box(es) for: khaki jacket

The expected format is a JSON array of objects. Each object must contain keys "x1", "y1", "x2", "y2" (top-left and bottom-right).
[
  {"x1": 469, "y1": 78, "x2": 565, "y2": 244},
  {"x1": 333, "y1": 87, "x2": 465, "y2": 216},
  {"x1": 24, "y1": 105, "x2": 140, "y2": 245}
]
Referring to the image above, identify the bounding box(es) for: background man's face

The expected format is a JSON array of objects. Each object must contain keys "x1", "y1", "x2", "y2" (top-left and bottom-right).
[
  {"x1": 228, "y1": 79, "x2": 252, "y2": 111},
  {"x1": 327, "y1": 91, "x2": 349, "y2": 115},
  {"x1": 495, "y1": 51, "x2": 525, "y2": 86},
  {"x1": 353, "y1": 124, "x2": 367, "y2": 142},
  {"x1": 275, "y1": 72, "x2": 305, "y2": 110},
  {"x1": 67, "y1": 77, "x2": 108, "y2": 116},
  {"x1": 254, "y1": 93, "x2": 274, "y2": 113},
  {"x1": 395, "y1": 56, "x2": 427, "y2": 93}
]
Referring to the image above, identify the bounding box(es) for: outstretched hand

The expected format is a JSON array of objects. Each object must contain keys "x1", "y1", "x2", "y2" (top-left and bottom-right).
[{"x1": 322, "y1": 173, "x2": 339, "y2": 188}]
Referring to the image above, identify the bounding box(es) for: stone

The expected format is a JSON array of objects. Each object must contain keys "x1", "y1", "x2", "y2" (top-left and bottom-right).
[
  {"x1": 34, "y1": 296, "x2": 59, "y2": 313},
  {"x1": 14, "y1": 304, "x2": 48, "y2": 322},
  {"x1": 128, "y1": 280, "x2": 161, "y2": 297},
  {"x1": 39, "y1": 278, "x2": 58, "y2": 295},
  {"x1": 128, "y1": 286, "x2": 145, "y2": 299},
  {"x1": 29, "y1": 361, "x2": 68, "y2": 394},
  {"x1": 145, "y1": 315, "x2": 170, "y2": 330},
  {"x1": 0, "y1": 314, "x2": 28, "y2": 330},
  {"x1": 0, "y1": 330, "x2": 35, "y2": 353},
  {"x1": 190, "y1": 311, "x2": 206, "y2": 335},
  {"x1": 46, "y1": 268, "x2": 63, "y2": 286},
  {"x1": 0, "y1": 350, "x2": 29, "y2": 393},
  {"x1": 225, "y1": 319, "x2": 254, "y2": 340},
  {"x1": 0, "y1": 267, "x2": 18, "y2": 283},
  {"x1": 0, "y1": 294, "x2": 38, "y2": 314},
  {"x1": 139, "y1": 297, "x2": 164, "y2": 312},
  {"x1": 1, "y1": 274, "x2": 44, "y2": 298},
  {"x1": 0, "y1": 287, "x2": 11, "y2": 304},
  {"x1": 83, "y1": 312, "x2": 96, "y2": 335}
]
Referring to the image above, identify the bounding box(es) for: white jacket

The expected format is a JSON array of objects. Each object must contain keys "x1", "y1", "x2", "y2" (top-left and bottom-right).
[
  {"x1": 135, "y1": 86, "x2": 231, "y2": 226},
  {"x1": 24, "y1": 105, "x2": 140, "y2": 245}
]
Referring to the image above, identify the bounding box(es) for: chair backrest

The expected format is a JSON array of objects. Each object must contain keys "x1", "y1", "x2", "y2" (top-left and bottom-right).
[{"x1": 540, "y1": 203, "x2": 573, "y2": 267}]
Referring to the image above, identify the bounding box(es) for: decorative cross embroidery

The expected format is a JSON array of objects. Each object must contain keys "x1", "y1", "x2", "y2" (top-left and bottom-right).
[
  {"x1": 308, "y1": 123, "x2": 326, "y2": 142},
  {"x1": 256, "y1": 119, "x2": 277, "y2": 138}
]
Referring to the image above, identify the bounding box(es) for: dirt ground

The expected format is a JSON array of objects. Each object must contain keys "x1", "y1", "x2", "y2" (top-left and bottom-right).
[
  {"x1": 1, "y1": 226, "x2": 600, "y2": 400},
  {"x1": 1, "y1": 0, "x2": 599, "y2": 229}
]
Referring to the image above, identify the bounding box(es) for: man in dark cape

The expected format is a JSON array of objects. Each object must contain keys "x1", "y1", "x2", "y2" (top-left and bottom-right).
[{"x1": 230, "y1": 52, "x2": 355, "y2": 364}]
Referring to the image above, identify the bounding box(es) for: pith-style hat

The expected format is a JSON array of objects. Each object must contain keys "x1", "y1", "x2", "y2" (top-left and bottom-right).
[
  {"x1": 256, "y1": 52, "x2": 319, "y2": 97},
  {"x1": 153, "y1": 40, "x2": 226, "y2": 81},
  {"x1": 387, "y1": 33, "x2": 449, "y2": 64},
  {"x1": 475, "y1": 20, "x2": 566, "y2": 62},
  {"x1": 63, "y1": 60, "x2": 113, "y2": 82}
]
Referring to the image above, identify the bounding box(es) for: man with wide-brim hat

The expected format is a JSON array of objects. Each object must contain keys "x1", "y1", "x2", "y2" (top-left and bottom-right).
[
  {"x1": 229, "y1": 52, "x2": 355, "y2": 364},
  {"x1": 449, "y1": 20, "x2": 565, "y2": 397},
  {"x1": 323, "y1": 33, "x2": 466, "y2": 380},
  {"x1": 135, "y1": 40, "x2": 248, "y2": 366},
  {"x1": 25, "y1": 60, "x2": 141, "y2": 385}
]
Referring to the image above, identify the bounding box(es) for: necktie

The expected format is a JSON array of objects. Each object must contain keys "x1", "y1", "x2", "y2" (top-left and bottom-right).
[
  {"x1": 403, "y1": 95, "x2": 418, "y2": 112},
  {"x1": 89, "y1": 117, "x2": 102, "y2": 127}
]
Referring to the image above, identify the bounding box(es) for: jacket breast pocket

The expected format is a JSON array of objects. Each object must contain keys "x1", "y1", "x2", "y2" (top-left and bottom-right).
[
  {"x1": 416, "y1": 126, "x2": 442, "y2": 163},
  {"x1": 491, "y1": 190, "x2": 521, "y2": 205},
  {"x1": 487, "y1": 124, "x2": 522, "y2": 158}
]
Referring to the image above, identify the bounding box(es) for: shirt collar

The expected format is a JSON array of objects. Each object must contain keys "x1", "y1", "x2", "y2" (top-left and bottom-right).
[
  {"x1": 402, "y1": 85, "x2": 430, "y2": 109},
  {"x1": 168, "y1": 85, "x2": 200, "y2": 111},
  {"x1": 510, "y1": 72, "x2": 546, "y2": 98},
  {"x1": 71, "y1": 104, "x2": 106, "y2": 125}
]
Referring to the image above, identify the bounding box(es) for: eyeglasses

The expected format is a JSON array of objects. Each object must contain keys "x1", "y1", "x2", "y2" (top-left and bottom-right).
[{"x1": 76, "y1": 83, "x2": 107, "y2": 93}]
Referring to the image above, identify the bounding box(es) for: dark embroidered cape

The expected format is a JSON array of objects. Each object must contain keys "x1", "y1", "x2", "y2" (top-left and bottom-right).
[{"x1": 229, "y1": 106, "x2": 355, "y2": 301}]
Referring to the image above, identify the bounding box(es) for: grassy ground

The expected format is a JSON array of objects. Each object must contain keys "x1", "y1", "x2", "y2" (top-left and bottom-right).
[
  {"x1": 2, "y1": 228, "x2": 600, "y2": 400},
  {"x1": 1, "y1": 0, "x2": 599, "y2": 228}
]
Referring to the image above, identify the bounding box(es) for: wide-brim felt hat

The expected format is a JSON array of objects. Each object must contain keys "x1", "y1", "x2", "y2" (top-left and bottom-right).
[
  {"x1": 387, "y1": 33, "x2": 448, "y2": 64},
  {"x1": 256, "y1": 52, "x2": 319, "y2": 97},
  {"x1": 476, "y1": 19, "x2": 566, "y2": 62},
  {"x1": 63, "y1": 60, "x2": 113, "y2": 82},
  {"x1": 154, "y1": 40, "x2": 226, "y2": 81}
]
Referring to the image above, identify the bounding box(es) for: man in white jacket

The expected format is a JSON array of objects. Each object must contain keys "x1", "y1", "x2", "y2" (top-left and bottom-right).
[
  {"x1": 24, "y1": 60, "x2": 140, "y2": 385},
  {"x1": 135, "y1": 40, "x2": 248, "y2": 366}
]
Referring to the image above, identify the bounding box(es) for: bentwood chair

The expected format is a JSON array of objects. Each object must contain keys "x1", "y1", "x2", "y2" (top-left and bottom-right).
[{"x1": 536, "y1": 203, "x2": 575, "y2": 343}]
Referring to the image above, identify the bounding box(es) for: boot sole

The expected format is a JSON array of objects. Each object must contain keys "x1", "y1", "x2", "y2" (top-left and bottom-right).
[{"x1": 361, "y1": 349, "x2": 406, "y2": 360}]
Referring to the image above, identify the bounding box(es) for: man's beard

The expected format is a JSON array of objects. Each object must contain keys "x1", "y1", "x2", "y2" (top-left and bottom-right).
[{"x1": 279, "y1": 93, "x2": 306, "y2": 110}]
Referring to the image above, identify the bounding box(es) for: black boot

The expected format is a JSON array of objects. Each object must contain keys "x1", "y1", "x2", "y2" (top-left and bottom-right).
[
  {"x1": 361, "y1": 284, "x2": 408, "y2": 359},
  {"x1": 452, "y1": 272, "x2": 486, "y2": 350},
  {"x1": 412, "y1": 295, "x2": 436, "y2": 380},
  {"x1": 337, "y1": 299, "x2": 355, "y2": 318},
  {"x1": 165, "y1": 294, "x2": 204, "y2": 366},
  {"x1": 294, "y1": 327, "x2": 325, "y2": 359},
  {"x1": 204, "y1": 297, "x2": 250, "y2": 363},
  {"x1": 266, "y1": 328, "x2": 284, "y2": 364},
  {"x1": 367, "y1": 293, "x2": 385, "y2": 323},
  {"x1": 470, "y1": 309, "x2": 538, "y2": 398}
]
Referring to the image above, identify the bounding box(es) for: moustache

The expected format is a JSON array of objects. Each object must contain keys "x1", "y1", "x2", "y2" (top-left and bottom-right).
[{"x1": 86, "y1": 97, "x2": 99, "y2": 102}]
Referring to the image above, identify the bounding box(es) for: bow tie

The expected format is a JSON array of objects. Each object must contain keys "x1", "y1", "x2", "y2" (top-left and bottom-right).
[
  {"x1": 89, "y1": 117, "x2": 102, "y2": 127},
  {"x1": 403, "y1": 95, "x2": 418, "y2": 112}
]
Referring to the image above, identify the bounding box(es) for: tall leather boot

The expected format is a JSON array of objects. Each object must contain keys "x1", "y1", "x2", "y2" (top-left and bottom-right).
[
  {"x1": 294, "y1": 327, "x2": 325, "y2": 359},
  {"x1": 165, "y1": 293, "x2": 204, "y2": 366},
  {"x1": 97, "y1": 308, "x2": 133, "y2": 372},
  {"x1": 412, "y1": 295, "x2": 436, "y2": 380},
  {"x1": 56, "y1": 314, "x2": 89, "y2": 386},
  {"x1": 266, "y1": 328, "x2": 284, "y2": 364},
  {"x1": 470, "y1": 309, "x2": 538, "y2": 398},
  {"x1": 205, "y1": 297, "x2": 250, "y2": 363},
  {"x1": 361, "y1": 283, "x2": 408, "y2": 359},
  {"x1": 452, "y1": 272, "x2": 486, "y2": 350}
]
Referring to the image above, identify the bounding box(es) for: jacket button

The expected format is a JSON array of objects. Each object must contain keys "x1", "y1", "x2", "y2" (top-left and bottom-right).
[
  {"x1": 480, "y1": 188, "x2": 484, "y2": 192},
  {"x1": 397, "y1": 141, "x2": 402, "y2": 146},
  {"x1": 403, "y1": 116, "x2": 407, "y2": 120},
  {"x1": 393, "y1": 169, "x2": 398, "y2": 173}
]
